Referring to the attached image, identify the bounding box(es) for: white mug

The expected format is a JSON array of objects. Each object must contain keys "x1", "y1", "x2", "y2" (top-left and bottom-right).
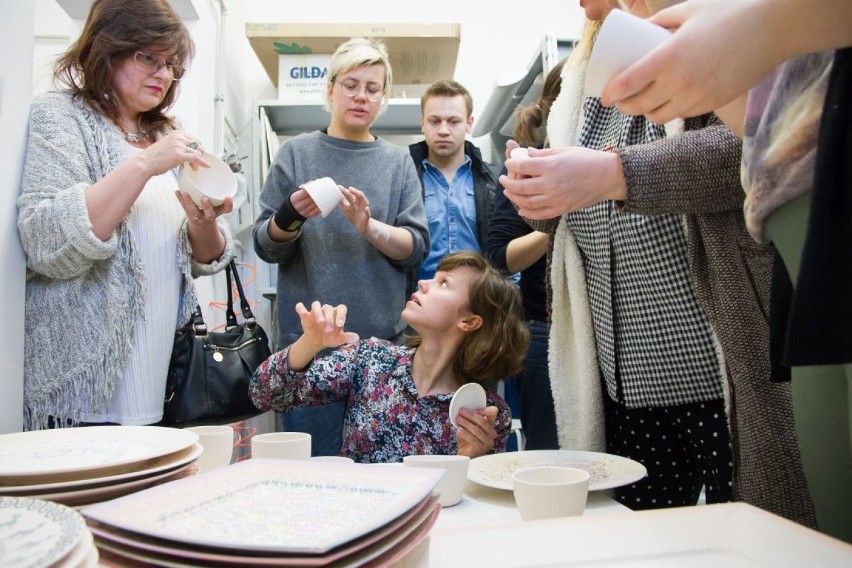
[
  {"x1": 185, "y1": 425, "x2": 234, "y2": 473},
  {"x1": 403, "y1": 454, "x2": 470, "y2": 507},
  {"x1": 512, "y1": 466, "x2": 590, "y2": 521},
  {"x1": 585, "y1": 9, "x2": 672, "y2": 97},
  {"x1": 302, "y1": 177, "x2": 343, "y2": 217},
  {"x1": 251, "y1": 432, "x2": 312, "y2": 460}
]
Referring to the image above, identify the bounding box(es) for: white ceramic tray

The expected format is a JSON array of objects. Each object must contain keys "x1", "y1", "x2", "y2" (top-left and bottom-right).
[
  {"x1": 83, "y1": 458, "x2": 443, "y2": 554},
  {"x1": 430, "y1": 502, "x2": 852, "y2": 566}
]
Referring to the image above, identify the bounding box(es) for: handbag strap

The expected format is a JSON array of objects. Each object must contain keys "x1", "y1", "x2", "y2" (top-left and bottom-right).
[
  {"x1": 226, "y1": 259, "x2": 257, "y2": 329},
  {"x1": 187, "y1": 260, "x2": 255, "y2": 337},
  {"x1": 189, "y1": 305, "x2": 207, "y2": 337}
]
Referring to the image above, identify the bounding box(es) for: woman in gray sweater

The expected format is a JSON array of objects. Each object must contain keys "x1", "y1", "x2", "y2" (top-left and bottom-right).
[
  {"x1": 18, "y1": 0, "x2": 233, "y2": 430},
  {"x1": 252, "y1": 38, "x2": 429, "y2": 455}
]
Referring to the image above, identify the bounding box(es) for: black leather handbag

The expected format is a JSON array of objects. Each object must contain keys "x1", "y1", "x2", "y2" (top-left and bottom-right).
[{"x1": 162, "y1": 260, "x2": 271, "y2": 427}]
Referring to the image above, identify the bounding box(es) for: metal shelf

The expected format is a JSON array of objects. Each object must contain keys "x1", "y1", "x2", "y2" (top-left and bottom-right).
[{"x1": 256, "y1": 98, "x2": 422, "y2": 136}]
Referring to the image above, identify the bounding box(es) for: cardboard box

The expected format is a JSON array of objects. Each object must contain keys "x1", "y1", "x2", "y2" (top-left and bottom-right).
[
  {"x1": 246, "y1": 23, "x2": 461, "y2": 98},
  {"x1": 277, "y1": 53, "x2": 331, "y2": 100}
]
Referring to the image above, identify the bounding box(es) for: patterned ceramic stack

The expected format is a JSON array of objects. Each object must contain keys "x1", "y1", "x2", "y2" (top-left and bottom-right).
[
  {"x1": 0, "y1": 426, "x2": 201, "y2": 507},
  {"x1": 81, "y1": 459, "x2": 443, "y2": 567},
  {"x1": 0, "y1": 496, "x2": 98, "y2": 568}
]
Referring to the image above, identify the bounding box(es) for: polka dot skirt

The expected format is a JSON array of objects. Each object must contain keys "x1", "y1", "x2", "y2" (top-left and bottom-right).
[{"x1": 604, "y1": 395, "x2": 734, "y2": 509}]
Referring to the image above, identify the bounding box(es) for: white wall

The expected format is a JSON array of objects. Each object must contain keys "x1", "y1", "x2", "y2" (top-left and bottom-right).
[{"x1": 0, "y1": 2, "x2": 33, "y2": 434}]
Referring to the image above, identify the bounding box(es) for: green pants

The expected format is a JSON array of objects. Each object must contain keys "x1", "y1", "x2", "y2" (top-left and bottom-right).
[{"x1": 766, "y1": 193, "x2": 852, "y2": 543}]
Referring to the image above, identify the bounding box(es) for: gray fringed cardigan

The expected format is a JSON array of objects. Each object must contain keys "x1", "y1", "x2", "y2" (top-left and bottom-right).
[{"x1": 18, "y1": 91, "x2": 234, "y2": 430}]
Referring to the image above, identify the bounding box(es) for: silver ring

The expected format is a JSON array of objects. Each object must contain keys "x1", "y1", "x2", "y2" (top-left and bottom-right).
[
  {"x1": 188, "y1": 140, "x2": 199, "y2": 150},
  {"x1": 185, "y1": 147, "x2": 195, "y2": 154}
]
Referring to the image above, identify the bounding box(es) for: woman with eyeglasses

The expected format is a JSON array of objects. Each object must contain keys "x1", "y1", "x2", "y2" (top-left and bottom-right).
[
  {"x1": 253, "y1": 37, "x2": 429, "y2": 456},
  {"x1": 18, "y1": 0, "x2": 234, "y2": 430}
]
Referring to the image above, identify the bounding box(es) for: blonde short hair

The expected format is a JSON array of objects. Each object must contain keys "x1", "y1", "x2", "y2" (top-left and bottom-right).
[{"x1": 325, "y1": 37, "x2": 393, "y2": 112}]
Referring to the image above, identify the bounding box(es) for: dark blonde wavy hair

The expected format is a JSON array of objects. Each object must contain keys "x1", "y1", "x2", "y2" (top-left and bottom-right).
[
  {"x1": 53, "y1": 0, "x2": 194, "y2": 137},
  {"x1": 408, "y1": 251, "x2": 530, "y2": 384},
  {"x1": 513, "y1": 58, "x2": 566, "y2": 147}
]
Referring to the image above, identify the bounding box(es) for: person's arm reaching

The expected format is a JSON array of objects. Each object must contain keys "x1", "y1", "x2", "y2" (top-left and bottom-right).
[{"x1": 601, "y1": 0, "x2": 852, "y2": 124}]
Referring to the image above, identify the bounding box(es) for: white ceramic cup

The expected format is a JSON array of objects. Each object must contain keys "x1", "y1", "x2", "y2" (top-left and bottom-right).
[
  {"x1": 512, "y1": 466, "x2": 590, "y2": 521},
  {"x1": 302, "y1": 177, "x2": 343, "y2": 217},
  {"x1": 177, "y1": 152, "x2": 238, "y2": 207},
  {"x1": 251, "y1": 432, "x2": 312, "y2": 460},
  {"x1": 403, "y1": 455, "x2": 470, "y2": 507},
  {"x1": 584, "y1": 9, "x2": 672, "y2": 97},
  {"x1": 311, "y1": 456, "x2": 355, "y2": 464},
  {"x1": 185, "y1": 425, "x2": 234, "y2": 473}
]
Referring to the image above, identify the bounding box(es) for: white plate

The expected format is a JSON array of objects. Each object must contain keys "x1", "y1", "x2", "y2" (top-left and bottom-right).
[
  {"x1": 0, "y1": 496, "x2": 87, "y2": 568},
  {"x1": 31, "y1": 453, "x2": 200, "y2": 507},
  {"x1": 430, "y1": 502, "x2": 852, "y2": 566},
  {"x1": 0, "y1": 426, "x2": 198, "y2": 482},
  {"x1": 82, "y1": 457, "x2": 444, "y2": 554},
  {"x1": 468, "y1": 450, "x2": 647, "y2": 491},
  {"x1": 0, "y1": 443, "x2": 202, "y2": 495},
  {"x1": 56, "y1": 525, "x2": 94, "y2": 568},
  {"x1": 449, "y1": 383, "x2": 487, "y2": 428}
]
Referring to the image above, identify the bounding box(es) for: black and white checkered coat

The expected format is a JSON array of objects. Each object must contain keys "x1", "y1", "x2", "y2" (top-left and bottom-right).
[{"x1": 563, "y1": 99, "x2": 725, "y2": 408}]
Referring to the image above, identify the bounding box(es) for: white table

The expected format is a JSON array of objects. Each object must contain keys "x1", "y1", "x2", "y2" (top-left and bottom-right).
[{"x1": 395, "y1": 480, "x2": 630, "y2": 567}]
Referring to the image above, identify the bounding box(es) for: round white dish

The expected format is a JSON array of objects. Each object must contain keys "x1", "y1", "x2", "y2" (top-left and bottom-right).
[
  {"x1": 0, "y1": 426, "x2": 198, "y2": 482},
  {"x1": 448, "y1": 383, "x2": 487, "y2": 428},
  {"x1": 0, "y1": 443, "x2": 201, "y2": 495},
  {"x1": 468, "y1": 449, "x2": 647, "y2": 492},
  {"x1": 0, "y1": 496, "x2": 87, "y2": 568}
]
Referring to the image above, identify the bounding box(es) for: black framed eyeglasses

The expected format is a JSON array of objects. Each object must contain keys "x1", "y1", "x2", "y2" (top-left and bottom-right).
[
  {"x1": 334, "y1": 79, "x2": 384, "y2": 102},
  {"x1": 134, "y1": 51, "x2": 185, "y2": 81}
]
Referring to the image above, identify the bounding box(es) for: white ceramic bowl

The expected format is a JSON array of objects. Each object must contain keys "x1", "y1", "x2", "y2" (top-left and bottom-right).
[{"x1": 178, "y1": 153, "x2": 237, "y2": 207}]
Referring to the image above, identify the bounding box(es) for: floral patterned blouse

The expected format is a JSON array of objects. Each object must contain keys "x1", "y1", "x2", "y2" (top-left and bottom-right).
[{"x1": 249, "y1": 338, "x2": 511, "y2": 463}]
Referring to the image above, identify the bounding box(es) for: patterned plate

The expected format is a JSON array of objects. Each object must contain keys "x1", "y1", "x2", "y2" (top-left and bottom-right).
[
  {"x1": 0, "y1": 496, "x2": 87, "y2": 568},
  {"x1": 468, "y1": 450, "x2": 647, "y2": 491}
]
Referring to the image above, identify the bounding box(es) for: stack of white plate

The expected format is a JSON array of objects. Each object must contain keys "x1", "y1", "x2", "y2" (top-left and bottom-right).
[
  {"x1": 0, "y1": 496, "x2": 98, "y2": 568},
  {"x1": 81, "y1": 458, "x2": 444, "y2": 567},
  {"x1": 0, "y1": 426, "x2": 201, "y2": 507}
]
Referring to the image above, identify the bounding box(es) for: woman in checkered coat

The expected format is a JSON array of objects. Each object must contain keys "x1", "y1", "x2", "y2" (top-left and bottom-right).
[{"x1": 500, "y1": 0, "x2": 814, "y2": 528}]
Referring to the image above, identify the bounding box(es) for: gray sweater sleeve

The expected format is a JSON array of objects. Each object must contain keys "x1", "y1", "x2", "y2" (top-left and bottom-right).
[
  {"x1": 618, "y1": 114, "x2": 745, "y2": 215},
  {"x1": 18, "y1": 94, "x2": 120, "y2": 280}
]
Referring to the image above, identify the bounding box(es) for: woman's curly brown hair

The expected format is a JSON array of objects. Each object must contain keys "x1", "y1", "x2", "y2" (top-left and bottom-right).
[{"x1": 410, "y1": 251, "x2": 530, "y2": 384}]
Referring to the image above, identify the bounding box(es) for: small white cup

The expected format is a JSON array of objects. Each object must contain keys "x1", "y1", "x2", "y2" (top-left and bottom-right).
[
  {"x1": 177, "y1": 152, "x2": 238, "y2": 207},
  {"x1": 585, "y1": 9, "x2": 672, "y2": 97},
  {"x1": 403, "y1": 455, "x2": 470, "y2": 507},
  {"x1": 302, "y1": 177, "x2": 343, "y2": 217},
  {"x1": 251, "y1": 432, "x2": 312, "y2": 460},
  {"x1": 509, "y1": 147, "x2": 530, "y2": 160},
  {"x1": 512, "y1": 466, "x2": 590, "y2": 521},
  {"x1": 185, "y1": 425, "x2": 234, "y2": 473},
  {"x1": 311, "y1": 456, "x2": 355, "y2": 464}
]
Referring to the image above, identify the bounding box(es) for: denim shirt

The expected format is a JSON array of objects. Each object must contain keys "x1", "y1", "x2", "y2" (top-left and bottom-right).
[{"x1": 417, "y1": 156, "x2": 479, "y2": 280}]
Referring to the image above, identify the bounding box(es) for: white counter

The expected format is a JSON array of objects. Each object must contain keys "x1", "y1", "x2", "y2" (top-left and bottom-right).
[{"x1": 395, "y1": 480, "x2": 630, "y2": 567}]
